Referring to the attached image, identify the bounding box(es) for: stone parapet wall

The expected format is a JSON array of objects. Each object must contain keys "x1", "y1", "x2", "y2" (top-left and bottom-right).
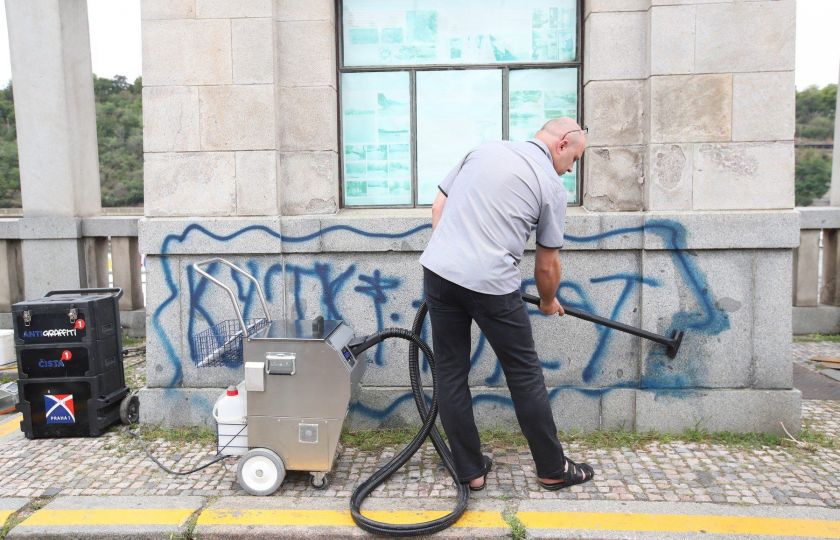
[{"x1": 138, "y1": 210, "x2": 800, "y2": 434}]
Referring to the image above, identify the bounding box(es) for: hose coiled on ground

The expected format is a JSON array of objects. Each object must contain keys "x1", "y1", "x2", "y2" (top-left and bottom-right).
[{"x1": 349, "y1": 301, "x2": 470, "y2": 536}]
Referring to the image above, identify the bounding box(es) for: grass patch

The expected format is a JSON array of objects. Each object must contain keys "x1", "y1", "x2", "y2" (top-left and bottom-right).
[
  {"x1": 796, "y1": 425, "x2": 837, "y2": 449},
  {"x1": 503, "y1": 511, "x2": 527, "y2": 540},
  {"x1": 1, "y1": 496, "x2": 53, "y2": 539},
  {"x1": 122, "y1": 424, "x2": 216, "y2": 446},
  {"x1": 169, "y1": 507, "x2": 202, "y2": 540},
  {"x1": 340, "y1": 427, "x2": 418, "y2": 451},
  {"x1": 481, "y1": 428, "x2": 527, "y2": 447},
  {"x1": 123, "y1": 335, "x2": 145, "y2": 348},
  {"x1": 673, "y1": 429, "x2": 783, "y2": 448},
  {"x1": 340, "y1": 426, "x2": 834, "y2": 451},
  {"x1": 794, "y1": 333, "x2": 840, "y2": 343},
  {"x1": 0, "y1": 374, "x2": 16, "y2": 385}
]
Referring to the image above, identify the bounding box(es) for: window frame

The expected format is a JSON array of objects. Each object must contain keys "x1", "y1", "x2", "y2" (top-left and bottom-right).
[{"x1": 335, "y1": 0, "x2": 585, "y2": 209}]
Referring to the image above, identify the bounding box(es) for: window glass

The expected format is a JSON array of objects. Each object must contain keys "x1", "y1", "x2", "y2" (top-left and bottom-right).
[
  {"x1": 509, "y1": 67, "x2": 578, "y2": 202},
  {"x1": 416, "y1": 70, "x2": 502, "y2": 205},
  {"x1": 342, "y1": 0, "x2": 577, "y2": 67},
  {"x1": 341, "y1": 71, "x2": 412, "y2": 206},
  {"x1": 339, "y1": 1, "x2": 581, "y2": 207}
]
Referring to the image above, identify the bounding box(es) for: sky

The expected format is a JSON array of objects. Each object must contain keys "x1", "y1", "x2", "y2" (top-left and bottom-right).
[{"x1": 0, "y1": 0, "x2": 836, "y2": 89}]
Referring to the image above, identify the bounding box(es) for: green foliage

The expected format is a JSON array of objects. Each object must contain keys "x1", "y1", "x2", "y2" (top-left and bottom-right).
[
  {"x1": 795, "y1": 148, "x2": 832, "y2": 206},
  {"x1": 0, "y1": 83, "x2": 20, "y2": 208},
  {"x1": 123, "y1": 424, "x2": 217, "y2": 445},
  {"x1": 0, "y1": 75, "x2": 143, "y2": 209},
  {"x1": 793, "y1": 333, "x2": 840, "y2": 343},
  {"x1": 795, "y1": 84, "x2": 836, "y2": 207},
  {"x1": 340, "y1": 426, "x2": 833, "y2": 451},
  {"x1": 503, "y1": 512, "x2": 527, "y2": 540},
  {"x1": 94, "y1": 75, "x2": 143, "y2": 207},
  {"x1": 796, "y1": 84, "x2": 837, "y2": 141}
]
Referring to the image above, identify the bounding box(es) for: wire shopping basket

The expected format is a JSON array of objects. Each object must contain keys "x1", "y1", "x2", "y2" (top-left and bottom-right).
[
  {"x1": 192, "y1": 318, "x2": 269, "y2": 367},
  {"x1": 190, "y1": 258, "x2": 272, "y2": 368}
]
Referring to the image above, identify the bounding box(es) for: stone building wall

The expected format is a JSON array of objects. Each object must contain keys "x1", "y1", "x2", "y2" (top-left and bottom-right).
[{"x1": 139, "y1": 0, "x2": 801, "y2": 434}]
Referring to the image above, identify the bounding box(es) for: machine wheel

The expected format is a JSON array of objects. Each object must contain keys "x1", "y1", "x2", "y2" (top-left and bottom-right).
[
  {"x1": 237, "y1": 448, "x2": 286, "y2": 496},
  {"x1": 119, "y1": 393, "x2": 140, "y2": 425},
  {"x1": 310, "y1": 472, "x2": 330, "y2": 490}
]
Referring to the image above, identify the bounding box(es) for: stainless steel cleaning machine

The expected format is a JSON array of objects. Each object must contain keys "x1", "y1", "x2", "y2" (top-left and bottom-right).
[
  {"x1": 192, "y1": 257, "x2": 685, "y2": 536},
  {"x1": 192, "y1": 259, "x2": 366, "y2": 495}
]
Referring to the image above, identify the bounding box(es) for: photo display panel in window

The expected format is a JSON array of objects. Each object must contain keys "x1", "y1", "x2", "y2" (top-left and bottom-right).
[
  {"x1": 339, "y1": 0, "x2": 580, "y2": 207},
  {"x1": 341, "y1": 71, "x2": 412, "y2": 206},
  {"x1": 509, "y1": 68, "x2": 579, "y2": 203},
  {"x1": 342, "y1": 0, "x2": 577, "y2": 66},
  {"x1": 416, "y1": 70, "x2": 502, "y2": 205}
]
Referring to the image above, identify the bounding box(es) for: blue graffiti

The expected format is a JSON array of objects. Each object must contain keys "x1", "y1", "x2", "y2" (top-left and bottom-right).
[
  {"x1": 153, "y1": 223, "x2": 430, "y2": 387},
  {"x1": 582, "y1": 273, "x2": 661, "y2": 383},
  {"x1": 286, "y1": 262, "x2": 356, "y2": 320},
  {"x1": 153, "y1": 219, "x2": 729, "y2": 418},
  {"x1": 354, "y1": 270, "x2": 401, "y2": 366}
]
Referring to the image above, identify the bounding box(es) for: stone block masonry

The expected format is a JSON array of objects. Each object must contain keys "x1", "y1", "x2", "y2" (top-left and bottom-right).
[
  {"x1": 138, "y1": 211, "x2": 801, "y2": 434},
  {"x1": 136, "y1": 0, "x2": 799, "y2": 435}
]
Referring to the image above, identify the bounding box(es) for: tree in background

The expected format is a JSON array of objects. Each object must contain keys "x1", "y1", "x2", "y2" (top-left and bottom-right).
[
  {"x1": 795, "y1": 149, "x2": 833, "y2": 206},
  {"x1": 0, "y1": 75, "x2": 143, "y2": 209},
  {"x1": 795, "y1": 84, "x2": 836, "y2": 207},
  {"x1": 797, "y1": 84, "x2": 837, "y2": 141},
  {"x1": 0, "y1": 83, "x2": 20, "y2": 208},
  {"x1": 94, "y1": 75, "x2": 143, "y2": 207}
]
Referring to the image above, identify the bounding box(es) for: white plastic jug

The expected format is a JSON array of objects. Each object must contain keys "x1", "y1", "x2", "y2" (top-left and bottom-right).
[
  {"x1": 0, "y1": 330, "x2": 14, "y2": 366},
  {"x1": 213, "y1": 384, "x2": 248, "y2": 456}
]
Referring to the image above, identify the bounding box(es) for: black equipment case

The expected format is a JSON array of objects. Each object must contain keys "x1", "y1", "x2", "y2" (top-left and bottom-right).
[{"x1": 12, "y1": 288, "x2": 135, "y2": 438}]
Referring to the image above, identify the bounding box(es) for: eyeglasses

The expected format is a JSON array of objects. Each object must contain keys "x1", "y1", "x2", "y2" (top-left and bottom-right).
[{"x1": 558, "y1": 126, "x2": 588, "y2": 140}]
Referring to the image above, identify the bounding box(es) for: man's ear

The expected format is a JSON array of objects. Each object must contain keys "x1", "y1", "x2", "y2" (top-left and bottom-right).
[{"x1": 557, "y1": 139, "x2": 568, "y2": 152}]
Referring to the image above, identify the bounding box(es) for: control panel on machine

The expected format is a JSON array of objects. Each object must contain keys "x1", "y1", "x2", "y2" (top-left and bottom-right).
[{"x1": 341, "y1": 347, "x2": 356, "y2": 368}]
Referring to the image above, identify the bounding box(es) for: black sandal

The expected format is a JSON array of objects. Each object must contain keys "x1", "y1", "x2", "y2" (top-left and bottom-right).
[
  {"x1": 468, "y1": 455, "x2": 493, "y2": 492},
  {"x1": 537, "y1": 458, "x2": 594, "y2": 491}
]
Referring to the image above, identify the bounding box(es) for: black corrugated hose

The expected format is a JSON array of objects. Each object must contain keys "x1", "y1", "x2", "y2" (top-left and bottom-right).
[{"x1": 348, "y1": 301, "x2": 470, "y2": 536}]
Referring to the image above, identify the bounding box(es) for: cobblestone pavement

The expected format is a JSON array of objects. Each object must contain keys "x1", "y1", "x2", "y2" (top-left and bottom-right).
[{"x1": 0, "y1": 344, "x2": 837, "y2": 509}]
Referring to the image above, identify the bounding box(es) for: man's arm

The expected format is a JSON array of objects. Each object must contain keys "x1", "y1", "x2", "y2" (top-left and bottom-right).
[
  {"x1": 431, "y1": 191, "x2": 447, "y2": 230},
  {"x1": 534, "y1": 245, "x2": 565, "y2": 316}
]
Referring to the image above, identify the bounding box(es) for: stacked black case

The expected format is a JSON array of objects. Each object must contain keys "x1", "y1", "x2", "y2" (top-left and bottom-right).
[{"x1": 13, "y1": 288, "x2": 129, "y2": 438}]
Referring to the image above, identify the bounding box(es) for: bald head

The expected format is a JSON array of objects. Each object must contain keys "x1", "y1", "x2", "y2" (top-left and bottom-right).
[
  {"x1": 537, "y1": 117, "x2": 585, "y2": 146},
  {"x1": 534, "y1": 117, "x2": 586, "y2": 176}
]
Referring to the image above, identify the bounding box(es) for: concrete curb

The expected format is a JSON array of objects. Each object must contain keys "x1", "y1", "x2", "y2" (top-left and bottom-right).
[
  {"x1": 0, "y1": 414, "x2": 22, "y2": 440},
  {"x1": 6, "y1": 496, "x2": 204, "y2": 539},
  {"x1": 193, "y1": 496, "x2": 510, "y2": 539},
  {"x1": 519, "y1": 500, "x2": 840, "y2": 539},
  {"x1": 2, "y1": 496, "x2": 840, "y2": 539},
  {"x1": 0, "y1": 498, "x2": 28, "y2": 532}
]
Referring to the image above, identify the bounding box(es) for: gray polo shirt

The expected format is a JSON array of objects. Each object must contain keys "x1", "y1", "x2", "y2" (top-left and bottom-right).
[{"x1": 419, "y1": 139, "x2": 567, "y2": 295}]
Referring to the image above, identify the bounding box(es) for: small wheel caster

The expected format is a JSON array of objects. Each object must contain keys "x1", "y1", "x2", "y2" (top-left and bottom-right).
[
  {"x1": 310, "y1": 472, "x2": 330, "y2": 490},
  {"x1": 119, "y1": 392, "x2": 139, "y2": 425},
  {"x1": 237, "y1": 448, "x2": 286, "y2": 496}
]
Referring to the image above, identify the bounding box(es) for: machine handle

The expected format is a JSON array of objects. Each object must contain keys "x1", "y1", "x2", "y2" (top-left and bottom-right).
[
  {"x1": 192, "y1": 258, "x2": 272, "y2": 337},
  {"x1": 45, "y1": 287, "x2": 123, "y2": 299},
  {"x1": 521, "y1": 292, "x2": 684, "y2": 358}
]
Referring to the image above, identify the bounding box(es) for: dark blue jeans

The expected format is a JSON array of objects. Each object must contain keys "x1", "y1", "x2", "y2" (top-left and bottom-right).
[{"x1": 423, "y1": 267, "x2": 566, "y2": 483}]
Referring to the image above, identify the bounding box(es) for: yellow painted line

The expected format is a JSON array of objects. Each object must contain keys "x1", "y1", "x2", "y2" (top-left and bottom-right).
[
  {"x1": 198, "y1": 509, "x2": 506, "y2": 528},
  {"x1": 19, "y1": 508, "x2": 196, "y2": 527},
  {"x1": 0, "y1": 510, "x2": 14, "y2": 527},
  {"x1": 518, "y1": 511, "x2": 840, "y2": 538},
  {"x1": 0, "y1": 414, "x2": 21, "y2": 437}
]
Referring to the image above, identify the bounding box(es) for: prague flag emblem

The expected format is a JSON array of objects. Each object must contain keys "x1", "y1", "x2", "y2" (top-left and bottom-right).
[{"x1": 44, "y1": 394, "x2": 75, "y2": 424}]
